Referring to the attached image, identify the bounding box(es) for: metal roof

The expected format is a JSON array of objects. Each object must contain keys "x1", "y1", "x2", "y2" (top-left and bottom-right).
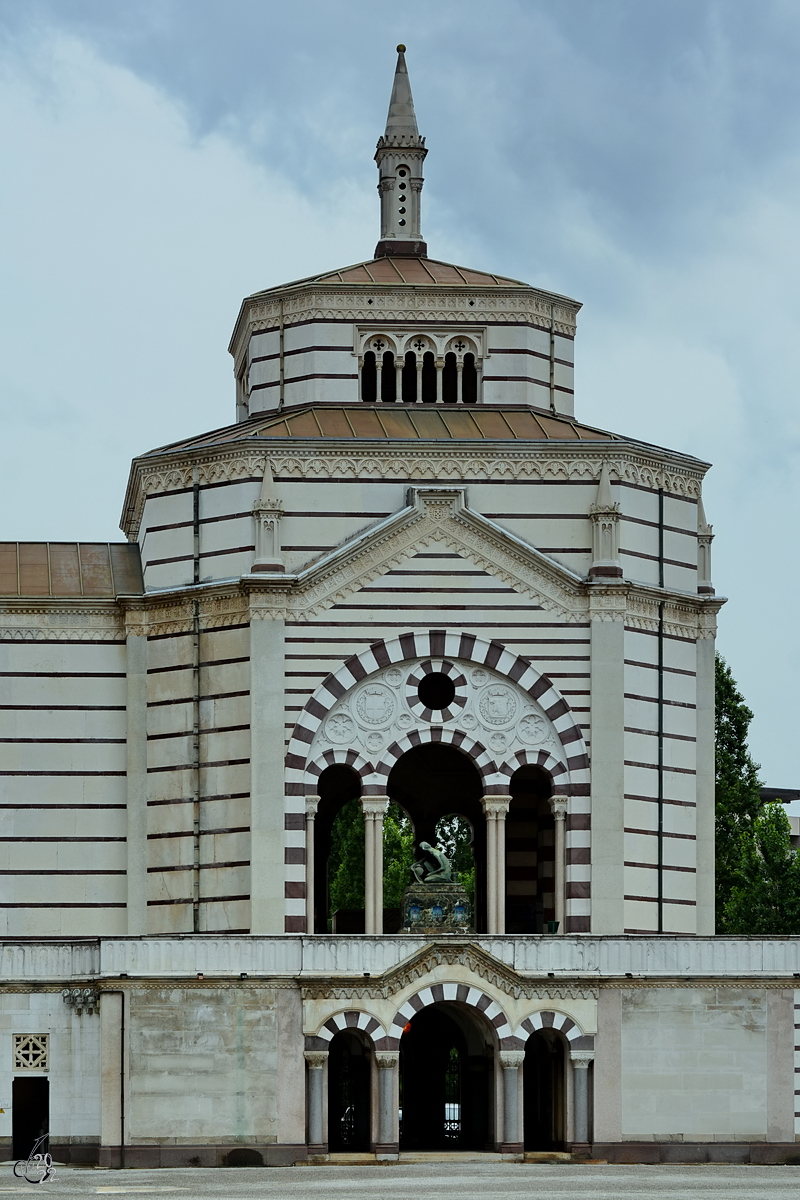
[
  {"x1": 248, "y1": 256, "x2": 537, "y2": 297},
  {"x1": 0, "y1": 542, "x2": 143, "y2": 598},
  {"x1": 145, "y1": 404, "x2": 620, "y2": 454}
]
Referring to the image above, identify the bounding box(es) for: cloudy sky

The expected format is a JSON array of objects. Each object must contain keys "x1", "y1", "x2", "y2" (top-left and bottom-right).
[{"x1": 1, "y1": 0, "x2": 798, "y2": 787}]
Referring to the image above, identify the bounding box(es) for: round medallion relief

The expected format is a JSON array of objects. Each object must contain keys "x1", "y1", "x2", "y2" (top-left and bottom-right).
[
  {"x1": 478, "y1": 684, "x2": 519, "y2": 727},
  {"x1": 354, "y1": 683, "x2": 396, "y2": 728},
  {"x1": 470, "y1": 668, "x2": 488, "y2": 687},
  {"x1": 460, "y1": 712, "x2": 478, "y2": 730},
  {"x1": 489, "y1": 732, "x2": 508, "y2": 753},
  {"x1": 325, "y1": 713, "x2": 356, "y2": 744},
  {"x1": 518, "y1": 712, "x2": 547, "y2": 746},
  {"x1": 365, "y1": 731, "x2": 385, "y2": 752},
  {"x1": 396, "y1": 712, "x2": 414, "y2": 729},
  {"x1": 385, "y1": 668, "x2": 403, "y2": 688}
]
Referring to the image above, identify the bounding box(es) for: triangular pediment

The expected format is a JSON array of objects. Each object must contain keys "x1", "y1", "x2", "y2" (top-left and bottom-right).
[{"x1": 281, "y1": 487, "x2": 587, "y2": 621}]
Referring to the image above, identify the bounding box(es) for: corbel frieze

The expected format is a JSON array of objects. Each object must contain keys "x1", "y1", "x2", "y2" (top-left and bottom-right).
[{"x1": 0, "y1": 605, "x2": 125, "y2": 642}]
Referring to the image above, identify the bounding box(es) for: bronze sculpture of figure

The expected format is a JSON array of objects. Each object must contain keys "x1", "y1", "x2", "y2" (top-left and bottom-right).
[{"x1": 409, "y1": 841, "x2": 453, "y2": 884}]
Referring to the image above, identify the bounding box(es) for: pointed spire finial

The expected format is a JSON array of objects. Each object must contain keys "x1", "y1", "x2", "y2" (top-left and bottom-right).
[{"x1": 374, "y1": 45, "x2": 428, "y2": 259}]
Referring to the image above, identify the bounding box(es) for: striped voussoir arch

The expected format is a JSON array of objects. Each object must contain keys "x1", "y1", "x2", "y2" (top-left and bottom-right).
[
  {"x1": 285, "y1": 629, "x2": 589, "y2": 796},
  {"x1": 304, "y1": 1009, "x2": 389, "y2": 1052},
  {"x1": 283, "y1": 629, "x2": 591, "y2": 933},
  {"x1": 385, "y1": 983, "x2": 515, "y2": 1050},
  {"x1": 515, "y1": 1010, "x2": 594, "y2": 1052},
  {"x1": 304, "y1": 747, "x2": 375, "y2": 786}
]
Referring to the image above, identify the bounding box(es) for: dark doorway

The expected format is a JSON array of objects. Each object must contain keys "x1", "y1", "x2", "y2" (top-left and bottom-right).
[
  {"x1": 12, "y1": 1076, "x2": 49, "y2": 1160},
  {"x1": 506, "y1": 765, "x2": 554, "y2": 934},
  {"x1": 523, "y1": 1030, "x2": 565, "y2": 1150},
  {"x1": 400, "y1": 1005, "x2": 491, "y2": 1150},
  {"x1": 328, "y1": 1031, "x2": 371, "y2": 1151},
  {"x1": 387, "y1": 743, "x2": 486, "y2": 930},
  {"x1": 314, "y1": 764, "x2": 363, "y2": 933}
]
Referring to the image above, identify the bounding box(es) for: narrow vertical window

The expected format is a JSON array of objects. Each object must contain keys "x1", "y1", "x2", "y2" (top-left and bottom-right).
[
  {"x1": 381, "y1": 351, "x2": 396, "y2": 402},
  {"x1": 421, "y1": 351, "x2": 437, "y2": 403},
  {"x1": 402, "y1": 351, "x2": 417, "y2": 402},
  {"x1": 442, "y1": 352, "x2": 458, "y2": 404},
  {"x1": 361, "y1": 351, "x2": 377, "y2": 402},
  {"x1": 462, "y1": 353, "x2": 477, "y2": 404}
]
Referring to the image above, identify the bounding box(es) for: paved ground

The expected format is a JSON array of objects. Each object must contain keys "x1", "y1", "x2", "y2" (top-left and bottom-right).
[{"x1": 3, "y1": 1163, "x2": 800, "y2": 1199}]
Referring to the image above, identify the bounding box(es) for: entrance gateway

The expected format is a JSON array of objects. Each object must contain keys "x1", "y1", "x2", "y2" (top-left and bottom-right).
[{"x1": 325, "y1": 1003, "x2": 567, "y2": 1153}]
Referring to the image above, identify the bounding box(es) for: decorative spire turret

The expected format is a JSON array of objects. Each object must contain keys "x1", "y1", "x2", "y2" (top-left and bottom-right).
[{"x1": 374, "y1": 45, "x2": 428, "y2": 258}]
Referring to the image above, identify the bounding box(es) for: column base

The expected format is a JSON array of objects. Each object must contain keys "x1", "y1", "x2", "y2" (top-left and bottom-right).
[
  {"x1": 499, "y1": 1142, "x2": 524, "y2": 1156},
  {"x1": 375, "y1": 1143, "x2": 400, "y2": 1159}
]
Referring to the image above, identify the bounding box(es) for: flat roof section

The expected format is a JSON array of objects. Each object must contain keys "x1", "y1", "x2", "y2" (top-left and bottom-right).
[{"x1": 0, "y1": 542, "x2": 143, "y2": 598}]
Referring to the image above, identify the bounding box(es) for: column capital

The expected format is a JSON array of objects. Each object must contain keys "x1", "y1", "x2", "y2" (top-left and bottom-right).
[
  {"x1": 304, "y1": 1050, "x2": 329, "y2": 1069},
  {"x1": 549, "y1": 795, "x2": 568, "y2": 820},
  {"x1": 570, "y1": 1050, "x2": 594, "y2": 1069},
  {"x1": 374, "y1": 1051, "x2": 400, "y2": 1070},
  {"x1": 482, "y1": 795, "x2": 511, "y2": 818},
  {"x1": 305, "y1": 794, "x2": 320, "y2": 817},
  {"x1": 498, "y1": 1050, "x2": 526, "y2": 1070},
  {"x1": 361, "y1": 797, "x2": 389, "y2": 819}
]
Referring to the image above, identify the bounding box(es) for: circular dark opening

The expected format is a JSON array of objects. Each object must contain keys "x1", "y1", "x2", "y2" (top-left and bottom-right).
[{"x1": 417, "y1": 672, "x2": 455, "y2": 711}]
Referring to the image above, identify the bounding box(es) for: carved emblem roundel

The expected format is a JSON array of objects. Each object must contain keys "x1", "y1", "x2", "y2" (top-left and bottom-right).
[
  {"x1": 478, "y1": 684, "x2": 518, "y2": 727},
  {"x1": 354, "y1": 684, "x2": 396, "y2": 728}
]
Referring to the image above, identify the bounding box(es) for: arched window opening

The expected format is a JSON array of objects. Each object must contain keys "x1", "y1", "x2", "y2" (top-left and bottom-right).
[
  {"x1": 506, "y1": 765, "x2": 554, "y2": 934},
  {"x1": 387, "y1": 742, "x2": 486, "y2": 931},
  {"x1": 328, "y1": 1031, "x2": 371, "y2": 1152},
  {"x1": 314, "y1": 764, "x2": 363, "y2": 934},
  {"x1": 402, "y1": 350, "x2": 417, "y2": 402},
  {"x1": 523, "y1": 1030, "x2": 565, "y2": 1151},
  {"x1": 361, "y1": 350, "x2": 377, "y2": 402},
  {"x1": 421, "y1": 351, "x2": 437, "y2": 403},
  {"x1": 462, "y1": 352, "x2": 478, "y2": 403},
  {"x1": 381, "y1": 350, "x2": 396, "y2": 402},
  {"x1": 442, "y1": 352, "x2": 458, "y2": 404}
]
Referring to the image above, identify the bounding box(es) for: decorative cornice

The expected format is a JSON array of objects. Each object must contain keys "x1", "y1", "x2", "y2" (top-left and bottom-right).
[
  {"x1": 121, "y1": 442, "x2": 708, "y2": 541},
  {"x1": 0, "y1": 602, "x2": 124, "y2": 642},
  {"x1": 300, "y1": 939, "x2": 598, "y2": 1003},
  {"x1": 228, "y1": 285, "x2": 581, "y2": 364}
]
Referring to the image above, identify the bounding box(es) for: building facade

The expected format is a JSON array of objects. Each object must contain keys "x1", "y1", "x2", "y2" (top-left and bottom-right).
[{"x1": 1, "y1": 48, "x2": 798, "y2": 1166}]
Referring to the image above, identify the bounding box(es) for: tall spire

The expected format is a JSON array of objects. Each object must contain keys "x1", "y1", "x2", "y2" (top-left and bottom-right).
[{"x1": 374, "y1": 45, "x2": 428, "y2": 259}]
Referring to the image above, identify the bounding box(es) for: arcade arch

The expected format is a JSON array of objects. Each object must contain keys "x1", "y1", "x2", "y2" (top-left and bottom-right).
[{"x1": 289, "y1": 633, "x2": 589, "y2": 935}]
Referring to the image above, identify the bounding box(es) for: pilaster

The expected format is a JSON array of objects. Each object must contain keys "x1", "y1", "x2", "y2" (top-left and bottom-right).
[
  {"x1": 250, "y1": 609, "x2": 286, "y2": 933},
  {"x1": 588, "y1": 589, "x2": 626, "y2": 934}
]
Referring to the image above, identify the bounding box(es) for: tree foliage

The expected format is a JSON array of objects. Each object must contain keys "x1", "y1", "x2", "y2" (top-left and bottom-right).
[
  {"x1": 328, "y1": 797, "x2": 365, "y2": 914},
  {"x1": 724, "y1": 804, "x2": 800, "y2": 934},
  {"x1": 715, "y1": 652, "x2": 800, "y2": 934}
]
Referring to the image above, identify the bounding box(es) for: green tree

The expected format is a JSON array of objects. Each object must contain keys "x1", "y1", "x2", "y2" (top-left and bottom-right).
[
  {"x1": 435, "y1": 814, "x2": 475, "y2": 903},
  {"x1": 328, "y1": 798, "x2": 365, "y2": 915},
  {"x1": 724, "y1": 804, "x2": 800, "y2": 935},
  {"x1": 714, "y1": 652, "x2": 763, "y2": 929},
  {"x1": 383, "y1": 803, "x2": 415, "y2": 907}
]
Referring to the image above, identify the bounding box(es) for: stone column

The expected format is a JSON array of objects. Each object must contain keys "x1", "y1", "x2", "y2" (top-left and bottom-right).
[
  {"x1": 416, "y1": 357, "x2": 423, "y2": 404},
  {"x1": 571, "y1": 1051, "x2": 594, "y2": 1149},
  {"x1": 395, "y1": 357, "x2": 403, "y2": 403},
  {"x1": 435, "y1": 359, "x2": 444, "y2": 403},
  {"x1": 499, "y1": 1050, "x2": 525, "y2": 1153},
  {"x1": 375, "y1": 1051, "x2": 400, "y2": 1156},
  {"x1": 304, "y1": 1050, "x2": 328, "y2": 1153},
  {"x1": 482, "y1": 796, "x2": 511, "y2": 935},
  {"x1": 456, "y1": 359, "x2": 464, "y2": 403},
  {"x1": 305, "y1": 796, "x2": 319, "y2": 935},
  {"x1": 362, "y1": 798, "x2": 389, "y2": 934},
  {"x1": 550, "y1": 795, "x2": 568, "y2": 933}
]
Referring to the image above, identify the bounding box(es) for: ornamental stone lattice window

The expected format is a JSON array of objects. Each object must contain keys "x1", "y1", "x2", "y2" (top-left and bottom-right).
[{"x1": 13, "y1": 1034, "x2": 49, "y2": 1072}]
